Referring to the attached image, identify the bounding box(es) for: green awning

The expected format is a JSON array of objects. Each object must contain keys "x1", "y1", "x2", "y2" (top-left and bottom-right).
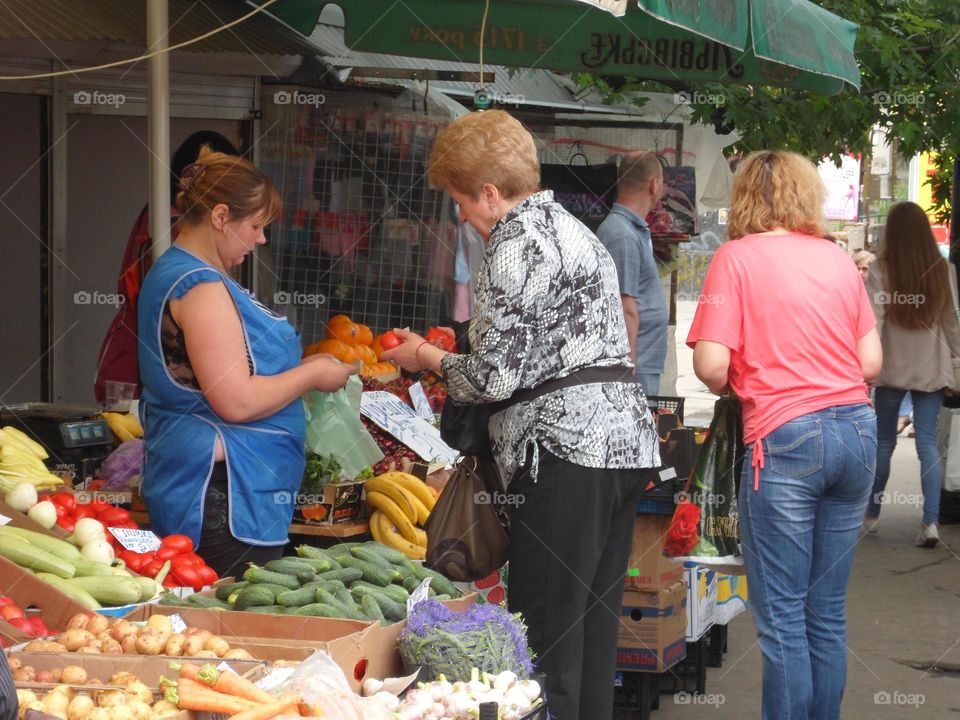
[{"x1": 259, "y1": 0, "x2": 860, "y2": 94}]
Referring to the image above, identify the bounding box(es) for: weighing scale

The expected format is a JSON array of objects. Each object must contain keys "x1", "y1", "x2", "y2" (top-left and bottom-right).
[{"x1": 0, "y1": 403, "x2": 114, "y2": 484}]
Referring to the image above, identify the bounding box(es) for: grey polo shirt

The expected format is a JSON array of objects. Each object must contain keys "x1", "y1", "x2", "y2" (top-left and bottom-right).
[{"x1": 596, "y1": 203, "x2": 668, "y2": 375}]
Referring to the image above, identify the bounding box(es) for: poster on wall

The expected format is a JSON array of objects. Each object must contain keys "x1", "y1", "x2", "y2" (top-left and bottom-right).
[
  {"x1": 819, "y1": 155, "x2": 861, "y2": 221},
  {"x1": 540, "y1": 164, "x2": 618, "y2": 232}
]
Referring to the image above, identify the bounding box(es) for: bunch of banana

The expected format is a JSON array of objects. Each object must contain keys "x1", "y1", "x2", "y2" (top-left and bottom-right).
[
  {"x1": 0, "y1": 426, "x2": 61, "y2": 492},
  {"x1": 101, "y1": 411, "x2": 143, "y2": 442},
  {"x1": 366, "y1": 471, "x2": 437, "y2": 560}
]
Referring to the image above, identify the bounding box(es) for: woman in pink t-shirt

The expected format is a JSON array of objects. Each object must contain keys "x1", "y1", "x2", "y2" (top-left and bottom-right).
[{"x1": 688, "y1": 151, "x2": 882, "y2": 720}]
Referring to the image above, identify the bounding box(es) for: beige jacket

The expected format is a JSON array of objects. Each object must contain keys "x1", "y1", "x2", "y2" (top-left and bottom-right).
[{"x1": 867, "y1": 261, "x2": 960, "y2": 391}]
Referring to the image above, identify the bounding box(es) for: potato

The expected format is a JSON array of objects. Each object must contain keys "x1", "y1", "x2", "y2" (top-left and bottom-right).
[
  {"x1": 16, "y1": 690, "x2": 37, "y2": 706},
  {"x1": 87, "y1": 708, "x2": 110, "y2": 720},
  {"x1": 134, "y1": 632, "x2": 164, "y2": 656},
  {"x1": 88, "y1": 679, "x2": 104, "y2": 687},
  {"x1": 60, "y1": 666, "x2": 88, "y2": 685},
  {"x1": 12, "y1": 667, "x2": 36, "y2": 682},
  {"x1": 50, "y1": 669, "x2": 63, "y2": 683},
  {"x1": 65, "y1": 613, "x2": 91, "y2": 630},
  {"x1": 127, "y1": 702, "x2": 151, "y2": 720},
  {"x1": 190, "y1": 650, "x2": 218, "y2": 658},
  {"x1": 222, "y1": 648, "x2": 254, "y2": 660},
  {"x1": 192, "y1": 630, "x2": 213, "y2": 644},
  {"x1": 151, "y1": 700, "x2": 180, "y2": 719},
  {"x1": 67, "y1": 695, "x2": 96, "y2": 720},
  {"x1": 96, "y1": 690, "x2": 126, "y2": 708},
  {"x1": 76, "y1": 646, "x2": 101, "y2": 654},
  {"x1": 107, "y1": 706, "x2": 134, "y2": 720},
  {"x1": 86, "y1": 614, "x2": 109, "y2": 636},
  {"x1": 58, "y1": 629, "x2": 96, "y2": 652},
  {"x1": 109, "y1": 621, "x2": 137, "y2": 642},
  {"x1": 35, "y1": 670, "x2": 54, "y2": 683},
  {"x1": 203, "y1": 635, "x2": 230, "y2": 658},
  {"x1": 24, "y1": 640, "x2": 67, "y2": 653},
  {"x1": 26, "y1": 701, "x2": 47, "y2": 714},
  {"x1": 108, "y1": 672, "x2": 136, "y2": 687},
  {"x1": 124, "y1": 682, "x2": 152, "y2": 705},
  {"x1": 95, "y1": 631, "x2": 113, "y2": 643},
  {"x1": 8, "y1": 657, "x2": 22, "y2": 671},
  {"x1": 100, "y1": 639, "x2": 123, "y2": 655},
  {"x1": 43, "y1": 690, "x2": 71, "y2": 715},
  {"x1": 120, "y1": 634, "x2": 138, "y2": 655},
  {"x1": 50, "y1": 686, "x2": 75, "y2": 701},
  {"x1": 146, "y1": 615, "x2": 173, "y2": 637},
  {"x1": 182, "y1": 636, "x2": 205, "y2": 656},
  {"x1": 163, "y1": 634, "x2": 185, "y2": 657}
]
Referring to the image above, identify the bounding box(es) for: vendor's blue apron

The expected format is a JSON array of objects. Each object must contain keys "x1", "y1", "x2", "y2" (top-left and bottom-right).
[{"x1": 137, "y1": 246, "x2": 305, "y2": 546}]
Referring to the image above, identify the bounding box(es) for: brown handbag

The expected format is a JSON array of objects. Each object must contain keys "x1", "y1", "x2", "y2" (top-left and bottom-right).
[{"x1": 424, "y1": 455, "x2": 509, "y2": 582}]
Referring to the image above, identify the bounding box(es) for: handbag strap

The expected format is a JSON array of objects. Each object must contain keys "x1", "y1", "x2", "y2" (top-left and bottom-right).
[{"x1": 489, "y1": 365, "x2": 636, "y2": 415}]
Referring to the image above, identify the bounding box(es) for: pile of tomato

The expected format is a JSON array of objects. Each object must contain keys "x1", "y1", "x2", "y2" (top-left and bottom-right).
[
  {"x1": 47, "y1": 490, "x2": 139, "y2": 539},
  {"x1": 0, "y1": 594, "x2": 51, "y2": 638},
  {"x1": 117, "y1": 534, "x2": 219, "y2": 592}
]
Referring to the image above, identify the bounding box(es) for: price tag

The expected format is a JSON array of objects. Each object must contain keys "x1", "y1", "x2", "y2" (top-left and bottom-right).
[
  {"x1": 216, "y1": 662, "x2": 238, "y2": 676},
  {"x1": 659, "y1": 467, "x2": 678, "y2": 482},
  {"x1": 168, "y1": 614, "x2": 187, "y2": 634},
  {"x1": 407, "y1": 577, "x2": 432, "y2": 614},
  {"x1": 409, "y1": 382, "x2": 434, "y2": 421},
  {"x1": 0, "y1": 513, "x2": 11, "y2": 527},
  {"x1": 108, "y1": 527, "x2": 161, "y2": 553},
  {"x1": 360, "y1": 391, "x2": 457, "y2": 464},
  {"x1": 255, "y1": 667, "x2": 296, "y2": 691}
]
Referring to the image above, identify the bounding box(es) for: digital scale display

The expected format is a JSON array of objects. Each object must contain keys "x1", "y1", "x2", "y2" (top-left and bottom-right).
[{"x1": 59, "y1": 420, "x2": 111, "y2": 448}]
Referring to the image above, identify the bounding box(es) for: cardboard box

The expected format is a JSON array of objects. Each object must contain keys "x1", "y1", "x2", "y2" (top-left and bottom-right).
[
  {"x1": 0, "y1": 555, "x2": 94, "y2": 643},
  {"x1": 715, "y1": 572, "x2": 748, "y2": 625},
  {"x1": 295, "y1": 479, "x2": 365, "y2": 525},
  {"x1": 626, "y1": 515, "x2": 685, "y2": 592},
  {"x1": 616, "y1": 580, "x2": 688, "y2": 672},
  {"x1": 684, "y1": 563, "x2": 717, "y2": 640}
]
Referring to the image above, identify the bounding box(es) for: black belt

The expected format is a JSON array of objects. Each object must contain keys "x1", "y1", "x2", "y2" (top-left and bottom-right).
[{"x1": 489, "y1": 365, "x2": 637, "y2": 415}]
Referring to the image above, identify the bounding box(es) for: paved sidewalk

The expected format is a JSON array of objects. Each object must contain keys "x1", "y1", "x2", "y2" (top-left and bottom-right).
[{"x1": 656, "y1": 302, "x2": 960, "y2": 719}]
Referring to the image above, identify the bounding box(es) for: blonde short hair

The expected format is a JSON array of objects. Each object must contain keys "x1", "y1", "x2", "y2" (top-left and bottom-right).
[
  {"x1": 852, "y1": 250, "x2": 875, "y2": 267},
  {"x1": 427, "y1": 110, "x2": 540, "y2": 198},
  {"x1": 727, "y1": 151, "x2": 825, "y2": 240}
]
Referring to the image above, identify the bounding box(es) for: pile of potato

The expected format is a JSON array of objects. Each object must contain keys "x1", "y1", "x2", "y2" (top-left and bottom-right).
[
  {"x1": 21, "y1": 613, "x2": 253, "y2": 659},
  {"x1": 14, "y1": 671, "x2": 179, "y2": 720}
]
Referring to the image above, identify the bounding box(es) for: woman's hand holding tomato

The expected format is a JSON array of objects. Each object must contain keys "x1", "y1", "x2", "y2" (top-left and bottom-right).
[{"x1": 379, "y1": 329, "x2": 429, "y2": 372}]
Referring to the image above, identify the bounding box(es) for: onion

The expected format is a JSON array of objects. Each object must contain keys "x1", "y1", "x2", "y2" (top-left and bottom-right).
[
  {"x1": 5, "y1": 482, "x2": 38, "y2": 513},
  {"x1": 80, "y1": 538, "x2": 115, "y2": 564},
  {"x1": 70, "y1": 518, "x2": 106, "y2": 547},
  {"x1": 27, "y1": 500, "x2": 57, "y2": 529}
]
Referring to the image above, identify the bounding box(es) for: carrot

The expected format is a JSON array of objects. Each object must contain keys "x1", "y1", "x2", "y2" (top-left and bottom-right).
[
  {"x1": 166, "y1": 677, "x2": 261, "y2": 714},
  {"x1": 227, "y1": 697, "x2": 298, "y2": 720},
  {"x1": 195, "y1": 662, "x2": 277, "y2": 704}
]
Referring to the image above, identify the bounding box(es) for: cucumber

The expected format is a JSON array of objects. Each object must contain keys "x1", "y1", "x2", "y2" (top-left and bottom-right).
[
  {"x1": 313, "y1": 586, "x2": 342, "y2": 608},
  {"x1": 234, "y1": 585, "x2": 278, "y2": 610},
  {"x1": 350, "y1": 546, "x2": 394, "y2": 570},
  {"x1": 410, "y1": 564, "x2": 460, "y2": 598},
  {"x1": 336, "y1": 555, "x2": 400, "y2": 587},
  {"x1": 243, "y1": 567, "x2": 301, "y2": 590},
  {"x1": 434, "y1": 594, "x2": 451, "y2": 601},
  {"x1": 325, "y1": 542, "x2": 361, "y2": 557},
  {"x1": 361, "y1": 541, "x2": 410, "y2": 565},
  {"x1": 279, "y1": 555, "x2": 337, "y2": 573},
  {"x1": 215, "y1": 581, "x2": 250, "y2": 601},
  {"x1": 187, "y1": 594, "x2": 231, "y2": 610},
  {"x1": 353, "y1": 580, "x2": 409, "y2": 605},
  {"x1": 402, "y1": 576, "x2": 421, "y2": 594},
  {"x1": 315, "y1": 567, "x2": 363, "y2": 585},
  {"x1": 157, "y1": 593, "x2": 190, "y2": 607},
  {"x1": 352, "y1": 586, "x2": 406, "y2": 622},
  {"x1": 263, "y1": 560, "x2": 316, "y2": 585},
  {"x1": 245, "y1": 604, "x2": 287, "y2": 614},
  {"x1": 333, "y1": 585, "x2": 359, "y2": 613},
  {"x1": 276, "y1": 586, "x2": 321, "y2": 608},
  {"x1": 288, "y1": 602, "x2": 347, "y2": 618},
  {"x1": 360, "y1": 593, "x2": 387, "y2": 624},
  {"x1": 297, "y1": 545, "x2": 348, "y2": 565}
]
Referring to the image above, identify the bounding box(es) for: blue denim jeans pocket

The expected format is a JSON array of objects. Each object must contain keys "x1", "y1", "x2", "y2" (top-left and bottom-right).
[
  {"x1": 852, "y1": 416, "x2": 878, "y2": 478},
  {"x1": 764, "y1": 417, "x2": 824, "y2": 479}
]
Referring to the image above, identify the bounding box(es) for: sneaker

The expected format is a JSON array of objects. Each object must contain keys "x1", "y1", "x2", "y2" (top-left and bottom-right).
[
  {"x1": 915, "y1": 523, "x2": 939, "y2": 548},
  {"x1": 863, "y1": 513, "x2": 880, "y2": 533}
]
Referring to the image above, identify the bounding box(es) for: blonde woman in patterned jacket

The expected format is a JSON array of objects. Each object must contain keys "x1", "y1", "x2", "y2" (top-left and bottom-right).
[{"x1": 384, "y1": 110, "x2": 660, "y2": 720}]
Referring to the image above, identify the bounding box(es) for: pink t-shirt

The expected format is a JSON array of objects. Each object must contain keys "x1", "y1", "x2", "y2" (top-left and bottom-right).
[{"x1": 686, "y1": 233, "x2": 874, "y2": 483}]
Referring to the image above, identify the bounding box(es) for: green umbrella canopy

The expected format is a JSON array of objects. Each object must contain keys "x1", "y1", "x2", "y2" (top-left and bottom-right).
[{"x1": 258, "y1": 0, "x2": 860, "y2": 94}]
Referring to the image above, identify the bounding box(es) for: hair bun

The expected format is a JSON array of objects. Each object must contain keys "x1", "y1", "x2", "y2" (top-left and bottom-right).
[{"x1": 178, "y1": 162, "x2": 208, "y2": 192}]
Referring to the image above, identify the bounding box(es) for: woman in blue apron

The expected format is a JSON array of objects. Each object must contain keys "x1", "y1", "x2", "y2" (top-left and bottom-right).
[{"x1": 138, "y1": 147, "x2": 355, "y2": 577}]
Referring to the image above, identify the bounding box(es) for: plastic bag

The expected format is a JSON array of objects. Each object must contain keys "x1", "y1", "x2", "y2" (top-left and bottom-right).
[
  {"x1": 303, "y1": 375, "x2": 383, "y2": 479},
  {"x1": 666, "y1": 396, "x2": 745, "y2": 571},
  {"x1": 269, "y1": 649, "x2": 367, "y2": 718},
  {"x1": 99, "y1": 439, "x2": 143, "y2": 491}
]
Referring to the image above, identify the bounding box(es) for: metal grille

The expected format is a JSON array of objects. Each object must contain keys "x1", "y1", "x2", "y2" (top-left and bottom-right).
[{"x1": 257, "y1": 88, "x2": 458, "y2": 344}]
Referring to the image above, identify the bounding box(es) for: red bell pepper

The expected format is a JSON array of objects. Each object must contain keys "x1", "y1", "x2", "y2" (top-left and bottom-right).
[
  {"x1": 142, "y1": 559, "x2": 165, "y2": 578},
  {"x1": 159, "y1": 534, "x2": 194, "y2": 554},
  {"x1": 97, "y1": 507, "x2": 131, "y2": 525},
  {"x1": 72, "y1": 505, "x2": 97, "y2": 520},
  {"x1": 49, "y1": 491, "x2": 76, "y2": 512},
  {"x1": 195, "y1": 564, "x2": 219, "y2": 587}
]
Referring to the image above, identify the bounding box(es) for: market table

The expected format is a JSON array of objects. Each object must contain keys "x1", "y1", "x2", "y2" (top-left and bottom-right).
[{"x1": 128, "y1": 511, "x2": 369, "y2": 538}]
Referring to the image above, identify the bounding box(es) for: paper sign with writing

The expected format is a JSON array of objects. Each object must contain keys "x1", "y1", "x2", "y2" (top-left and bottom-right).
[
  {"x1": 0, "y1": 513, "x2": 10, "y2": 527},
  {"x1": 407, "y1": 577, "x2": 432, "y2": 614},
  {"x1": 109, "y1": 527, "x2": 161, "y2": 553},
  {"x1": 168, "y1": 614, "x2": 187, "y2": 634},
  {"x1": 409, "y1": 382, "x2": 435, "y2": 421},
  {"x1": 360, "y1": 391, "x2": 457, "y2": 464}
]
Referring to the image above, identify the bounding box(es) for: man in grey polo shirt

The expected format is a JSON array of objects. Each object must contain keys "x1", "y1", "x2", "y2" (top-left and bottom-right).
[{"x1": 596, "y1": 151, "x2": 668, "y2": 397}]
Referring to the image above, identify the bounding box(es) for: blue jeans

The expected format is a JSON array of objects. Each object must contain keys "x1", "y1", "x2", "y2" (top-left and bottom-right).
[
  {"x1": 867, "y1": 387, "x2": 944, "y2": 525},
  {"x1": 635, "y1": 372, "x2": 660, "y2": 399},
  {"x1": 740, "y1": 405, "x2": 875, "y2": 720}
]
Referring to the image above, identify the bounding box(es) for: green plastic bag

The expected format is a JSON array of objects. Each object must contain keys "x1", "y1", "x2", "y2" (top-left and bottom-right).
[{"x1": 303, "y1": 375, "x2": 383, "y2": 479}]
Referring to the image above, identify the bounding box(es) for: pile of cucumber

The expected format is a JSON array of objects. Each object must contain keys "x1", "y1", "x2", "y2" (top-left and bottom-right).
[{"x1": 165, "y1": 541, "x2": 460, "y2": 624}]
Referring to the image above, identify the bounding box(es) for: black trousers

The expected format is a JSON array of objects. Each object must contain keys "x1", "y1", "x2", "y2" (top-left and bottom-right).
[
  {"x1": 506, "y1": 449, "x2": 647, "y2": 720},
  {"x1": 196, "y1": 462, "x2": 285, "y2": 579}
]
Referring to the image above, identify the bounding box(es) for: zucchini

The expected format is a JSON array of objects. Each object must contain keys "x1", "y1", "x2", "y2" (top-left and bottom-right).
[
  {"x1": 63, "y1": 576, "x2": 142, "y2": 606},
  {"x1": 0, "y1": 535, "x2": 75, "y2": 578},
  {"x1": 215, "y1": 581, "x2": 250, "y2": 601},
  {"x1": 243, "y1": 567, "x2": 301, "y2": 590},
  {"x1": 351, "y1": 546, "x2": 394, "y2": 570},
  {"x1": 276, "y1": 586, "x2": 321, "y2": 608},
  {"x1": 187, "y1": 594, "x2": 231, "y2": 610},
  {"x1": 352, "y1": 580, "x2": 409, "y2": 605},
  {"x1": 71, "y1": 559, "x2": 118, "y2": 577},
  {"x1": 288, "y1": 602, "x2": 347, "y2": 618},
  {"x1": 361, "y1": 541, "x2": 410, "y2": 565},
  {"x1": 263, "y1": 560, "x2": 316, "y2": 585},
  {"x1": 234, "y1": 585, "x2": 278, "y2": 610},
  {"x1": 131, "y1": 577, "x2": 160, "y2": 601},
  {"x1": 315, "y1": 567, "x2": 363, "y2": 585},
  {"x1": 410, "y1": 564, "x2": 460, "y2": 598},
  {"x1": 0, "y1": 526, "x2": 81, "y2": 563},
  {"x1": 359, "y1": 593, "x2": 386, "y2": 624},
  {"x1": 35, "y1": 572, "x2": 100, "y2": 609},
  {"x1": 336, "y1": 555, "x2": 400, "y2": 587},
  {"x1": 245, "y1": 605, "x2": 287, "y2": 614}
]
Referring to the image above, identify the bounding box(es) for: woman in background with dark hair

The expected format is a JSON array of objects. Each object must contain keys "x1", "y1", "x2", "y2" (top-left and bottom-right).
[
  {"x1": 94, "y1": 131, "x2": 240, "y2": 403},
  {"x1": 865, "y1": 201, "x2": 960, "y2": 546}
]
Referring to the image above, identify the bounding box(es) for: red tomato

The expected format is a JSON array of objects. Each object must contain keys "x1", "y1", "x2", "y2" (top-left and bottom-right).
[
  {"x1": 6, "y1": 617, "x2": 32, "y2": 634},
  {"x1": 379, "y1": 331, "x2": 402, "y2": 350},
  {"x1": 72, "y1": 505, "x2": 97, "y2": 520},
  {"x1": 155, "y1": 546, "x2": 181, "y2": 562},
  {"x1": 28, "y1": 617, "x2": 50, "y2": 637},
  {"x1": 98, "y1": 507, "x2": 130, "y2": 525},
  {"x1": 88, "y1": 500, "x2": 110, "y2": 515},
  {"x1": 142, "y1": 559, "x2": 164, "y2": 578},
  {"x1": 161, "y1": 575, "x2": 179, "y2": 588},
  {"x1": 0, "y1": 596, "x2": 13, "y2": 607},
  {"x1": 52, "y1": 503, "x2": 68, "y2": 521},
  {"x1": 118, "y1": 550, "x2": 148, "y2": 573},
  {"x1": 195, "y1": 565, "x2": 219, "y2": 587},
  {"x1": 172, "y1": 566, "x2": 202, "y2": 590},
  {"x1": 172, "y1": 554, "x2": 202, "y2": 568},
  {"x1": 88, "y1": 479, "x2": 104, "y2": 491},
  {"x1": 58, "y1": 518, "x2": 76, "y2": 533},
  {"x1": 425, "y1": 326, "x2": 457, "y2": 352},
  {"x1": 49, "y1": 491, "x2": 76, "y2": 512},
  {"x1": 0, "y1": 604, "x2": 24, "y2": 621},
  {"x1": 159, "y1": 534, "x2": 194, "y2": 554}
]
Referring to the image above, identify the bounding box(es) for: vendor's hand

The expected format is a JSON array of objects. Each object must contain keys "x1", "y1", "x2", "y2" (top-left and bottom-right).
[
  {"x1": 300, "y1": 352, "x2": 336, "y2": 365},
  {"x1": 381, "y1": 328, "x2": 427, "y2": 373},
  {"x1": 309, "y1": 356, "x2": 358, "y2": 392}
]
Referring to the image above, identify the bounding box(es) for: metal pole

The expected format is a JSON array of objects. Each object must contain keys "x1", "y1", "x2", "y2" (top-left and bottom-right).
[
  {"x1": 951, "y1": 156, "x2": 959, "y2": 265},
  {"x1": 147, "y1": 0, "x2": 170, "y2": 260}
]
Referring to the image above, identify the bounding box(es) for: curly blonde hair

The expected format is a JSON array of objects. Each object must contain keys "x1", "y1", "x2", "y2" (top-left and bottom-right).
[
  {"x1": 727, "y1": 151, "x2": 826, "y2": 240},
  {"x1": 427, "y1": 110, "x2": 539, "y2": 198}
]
